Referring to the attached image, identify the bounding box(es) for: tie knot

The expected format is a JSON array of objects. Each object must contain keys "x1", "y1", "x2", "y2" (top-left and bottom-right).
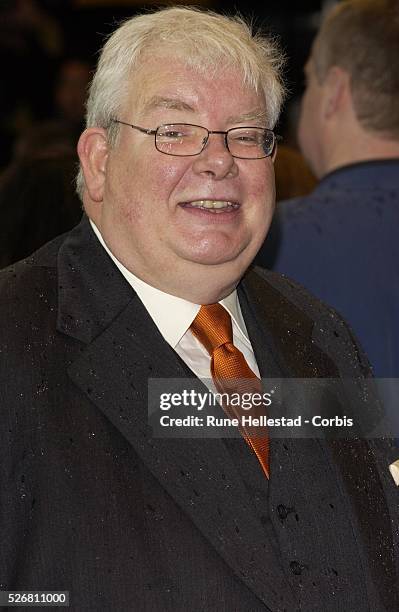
[{"x1": 190, "y1": 303, "x2": 232, "y2": 355}]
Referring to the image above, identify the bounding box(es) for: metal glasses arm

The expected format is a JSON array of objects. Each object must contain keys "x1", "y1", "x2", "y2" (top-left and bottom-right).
[{"x1": 111, "y1": 119, "x2": 156, "y2": 135}]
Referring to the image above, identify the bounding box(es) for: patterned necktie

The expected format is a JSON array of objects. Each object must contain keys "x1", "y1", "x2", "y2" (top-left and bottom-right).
[{"x1": 190, "y1": 303, "x2": 269, "y2": 478}]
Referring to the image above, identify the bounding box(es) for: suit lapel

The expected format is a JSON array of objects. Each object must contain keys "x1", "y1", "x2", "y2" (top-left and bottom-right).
[
  {"x1": 57, "y1": 219, "x2": 297, "y2": 612},
  {"x1": 239, "y1": 267, "x2": 340, "y2": 378}
]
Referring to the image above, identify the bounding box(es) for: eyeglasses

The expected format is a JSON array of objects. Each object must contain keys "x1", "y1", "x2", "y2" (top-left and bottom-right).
[{"x1": 111, "y1": 119, "x2": 278, "y2": 159}]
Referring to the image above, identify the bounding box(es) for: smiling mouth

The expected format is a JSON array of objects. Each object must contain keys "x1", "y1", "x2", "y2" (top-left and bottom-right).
[{"x1": 180, "y1": 200, "x2": 240, "y2": 213}]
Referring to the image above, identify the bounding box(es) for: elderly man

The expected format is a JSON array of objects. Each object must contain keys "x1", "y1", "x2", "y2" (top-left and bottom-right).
[{"x1": 0, "y1": 7, "x2": 397, "y2": 612}]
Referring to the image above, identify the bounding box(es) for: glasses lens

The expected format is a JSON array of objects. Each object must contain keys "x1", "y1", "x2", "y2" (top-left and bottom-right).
[
  {"x1": 156, "y1": 124, "x2": 207, "y2": 156},
  {"x1": 227, "y1": 127, "x2": 275, "y2": 159}
]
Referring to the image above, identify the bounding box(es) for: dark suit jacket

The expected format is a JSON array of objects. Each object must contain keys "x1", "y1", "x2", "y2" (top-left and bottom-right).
[{"x1": 0, "y1": 217, "x2": 398, "y2": 611}]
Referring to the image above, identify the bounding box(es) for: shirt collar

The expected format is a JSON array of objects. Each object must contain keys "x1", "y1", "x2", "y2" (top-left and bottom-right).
[{"x1": 89, "y1": 219, "x2": 251, "y2": 348}]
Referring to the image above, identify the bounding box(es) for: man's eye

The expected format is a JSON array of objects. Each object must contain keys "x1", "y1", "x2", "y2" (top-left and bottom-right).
[
  {"x1": 238, "y1": 135, "x2": 257, "y2": 142},
  {"x1": 159, "y1": 129, "x2": 190, "y2": 140},
  {"x1": 232, "y1": 133, "x2": 259, "y2": 144},
  {"x1": 163, "y1": 131, "x2": 184, "y2": 138}
]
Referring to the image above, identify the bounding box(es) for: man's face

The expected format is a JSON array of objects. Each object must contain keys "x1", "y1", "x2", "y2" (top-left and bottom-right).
[
  {"x1": 97, "y1": 55, "x2": 275, "y2": 299},
  {"x1": 298, "y1": 57, "x2": 325, "y2": 178}
]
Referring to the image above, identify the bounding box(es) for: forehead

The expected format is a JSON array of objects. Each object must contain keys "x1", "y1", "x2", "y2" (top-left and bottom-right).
[{"x1": 124, "y1": 54, "x2": 267, "y2": 124}]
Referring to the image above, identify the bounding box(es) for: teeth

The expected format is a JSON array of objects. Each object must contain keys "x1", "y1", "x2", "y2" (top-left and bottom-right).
[{"x1": 187, "y1": 200, "x2": 238, "y2": 210}]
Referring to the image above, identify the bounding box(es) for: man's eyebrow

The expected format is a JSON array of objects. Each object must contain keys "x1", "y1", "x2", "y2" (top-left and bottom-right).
[
  {"x1": 227, "y1": 109, "x2": 268, "y2": 125},
  {"x1": 143, "y1": 96, "x2": 195, "y2": 113},
  {"x1": 142, "y1": 98, "x2": 268, "y2": 125}
]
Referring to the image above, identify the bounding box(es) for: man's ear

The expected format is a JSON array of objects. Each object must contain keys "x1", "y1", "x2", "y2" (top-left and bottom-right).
[
  {"x1": 323, "y1": 66, "x2": 349, "y2": 119},
  {"x1": 77, "y1": 128, "x2": 109, "y2": 202}
]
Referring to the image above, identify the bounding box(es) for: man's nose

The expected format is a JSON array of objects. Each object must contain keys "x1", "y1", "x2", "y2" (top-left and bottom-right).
[{"x1": 191, "y1": 133, "x2": 238, "y2": 179}]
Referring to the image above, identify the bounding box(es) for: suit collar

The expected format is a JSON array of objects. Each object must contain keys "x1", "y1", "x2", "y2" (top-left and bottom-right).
[
  {"x1": 56, "y1": 215, "x2": 135, "y2": 344},
  {"x1": 89, "y1": 217, "x2": 200, "y2": 347}
]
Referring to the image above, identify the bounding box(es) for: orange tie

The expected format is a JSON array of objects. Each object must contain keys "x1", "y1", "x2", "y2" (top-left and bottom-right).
[{"x1": 190, "y1": 303, "x2": 269, "y2": 478}]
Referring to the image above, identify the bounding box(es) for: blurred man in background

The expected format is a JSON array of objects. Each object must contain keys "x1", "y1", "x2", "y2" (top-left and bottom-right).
[{"x1": 257, "y1": 0, "x2": 399, "y2": 387}]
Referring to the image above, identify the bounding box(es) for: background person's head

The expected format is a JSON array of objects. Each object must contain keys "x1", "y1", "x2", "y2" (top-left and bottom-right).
[
  {"x1": 77, "y1": 7, "x2": 285, "y2": 304},
  {"x1": 54, "y1": 58, "x2": 91, "y2": 129},
  {"x1": 298, "y1": 0, "x2": 399, "y2": 178}
]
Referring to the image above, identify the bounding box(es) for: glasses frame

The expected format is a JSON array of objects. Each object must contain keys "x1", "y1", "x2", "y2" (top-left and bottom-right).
[{"x1": 111, "y1": 119, "x2": 280, "y2": 159}]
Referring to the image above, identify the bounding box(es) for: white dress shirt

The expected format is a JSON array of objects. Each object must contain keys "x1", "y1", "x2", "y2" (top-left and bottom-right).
[{"x1": 90, "y1": 220, "x2": 260, "y2": 383}]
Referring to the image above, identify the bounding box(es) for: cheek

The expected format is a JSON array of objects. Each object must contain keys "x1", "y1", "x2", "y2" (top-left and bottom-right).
[
  {"x1": 109, "y1": 154, "x2": 183, "y2": 222},
  {"x1": 249, "y1": 164, "x2": 275, "y2": 212},
  {"x1": 244, "y1": 166, "x2": 275, "y2": 248},
  {"x1": 255, "y1": 174, "x2": 273, "y2": 201},
  {"x1": 131, "y1": 157, "x2": 185, "y2": 206}
]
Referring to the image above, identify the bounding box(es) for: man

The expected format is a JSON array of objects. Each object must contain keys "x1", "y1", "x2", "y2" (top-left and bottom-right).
[
  {"x1": 0, "y1": 7, "x2": 397, "y2": 611},
  {"x1": 256, "y1": 0, "x2": 399, "y2": 383}
]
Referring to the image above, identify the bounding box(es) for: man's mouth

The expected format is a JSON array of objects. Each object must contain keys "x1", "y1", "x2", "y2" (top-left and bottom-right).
[{"x1": 180, "y1": 200, "x2": 240, "y2": 213}]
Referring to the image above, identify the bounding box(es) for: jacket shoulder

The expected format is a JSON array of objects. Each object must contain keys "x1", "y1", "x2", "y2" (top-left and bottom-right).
[
  {"x1": 246, "y1": 266, "x2": 373, "y2": 378},
  {"x1": 249, "y1": 265, "x2": 339, "y2": 321},
  {"x1": 0, "y1": 234, "x2": 66, "y2": 341}
]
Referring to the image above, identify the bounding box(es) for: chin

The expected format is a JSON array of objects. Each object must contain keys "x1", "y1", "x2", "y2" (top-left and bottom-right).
[
  {"x1": 185, "y1": 245, "x2": 258, "y2": 273},
  {"x1": 180, "y1": 243, "x2": 237, "y2": 265}
]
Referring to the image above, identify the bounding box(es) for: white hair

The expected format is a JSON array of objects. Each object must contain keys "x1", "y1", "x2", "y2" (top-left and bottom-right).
[{"x1": 76, "y1": 6, "x2": 286, "y2": 198}]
